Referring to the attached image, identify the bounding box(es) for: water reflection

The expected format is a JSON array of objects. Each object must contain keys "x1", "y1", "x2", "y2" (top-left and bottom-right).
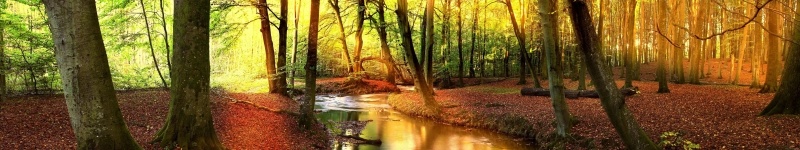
[{"x1": 315, "y1": 94, "x2": 534, "y2": 150}]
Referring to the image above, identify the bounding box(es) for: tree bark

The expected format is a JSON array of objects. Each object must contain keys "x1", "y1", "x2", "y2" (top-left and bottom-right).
[
  {"x1": 301, "y1": 0, "x2": 322, "y2": 128},
  {"x1": 353, "y1": 0, "x2": 366, "y2": 73},
  {"x1": 456, "y1": 0, "x2": 464, "y2": 85},
  {"x1": 153, "y1": 0, "x2": 223, "y2": 148},
  {"x1": 536, "y1": 0, "x2": 572, "y2": 137},
  {"x1": 688, "y1": 0, "x2": 708, "y2": 84},
  {"x1": 257, "y1": 0, "x2": 278, "y2": 93},
  {"x1": 139, "y1": 0, "x2": 168, "y2": 89},
  {"x1": 396, "y1": 0, "x2": 439, "y2": 110},
  {"x1": 421, "y1": 0, "x2": 435, "y2": 86},
  {"x1": 759, "y1": 10, "x2": 800, "y2": 115},
  {"x1": 0, "y1": 13, "x2": 5, "y2": 101},
  {"x1": 469, "y1": 0, "x2": 478, "y2": 79},
  {"x1": 275, "y1": 0, "x2": 289, "y2": 94},
  {"x1": 656, "y1": 0, "x2": 670, "y2": 93},
  {"x1": 290, "y1": 0, "x2": 302, "y2": 87},
  {"x1": 376, "y1": 0, "x2": 396, "y2": 84},
  {"x1": 761, "y1": 2, "x2": 781, "y2": 93},
  {"x1": 567, "y1": 1, "x2": 659, "y2": 149},
  {"x1": 623, "y1": 0, "x2": 636, "y2": 88},
  {"x1": 158, "y1": 0, "x2": 171, "y2": 69},
  {"x1": 43, "y1": 0, "x2": 142, "y2": 149}
]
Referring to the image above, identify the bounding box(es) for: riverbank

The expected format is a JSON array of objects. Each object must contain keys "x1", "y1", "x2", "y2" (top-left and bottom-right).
[
  {"x1": 0, "y1": 90, "x2": 329, "y2": 149},
  {"x1": 388, "y1": 79, "x2": 800, "y2": 149}
]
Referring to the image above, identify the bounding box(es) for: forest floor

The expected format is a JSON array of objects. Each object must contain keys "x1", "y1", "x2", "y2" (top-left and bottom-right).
[
  {"x1": 0, "y1": 90, "x2": 330, "y2": 149},
  {"x1": 389, "y1": 59, "x2": 800, "y2": 149}
]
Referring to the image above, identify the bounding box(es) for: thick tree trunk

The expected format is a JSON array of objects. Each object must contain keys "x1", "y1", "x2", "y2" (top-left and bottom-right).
[
  {"x1": 153, "y1": 0, "x2": 223, "y2": 149},
  {"x1": 567, "y1": 1, "x2": 659, "y2": 149},
  {"x1": 760, "y1": 10, "x2": 799, "y2": 115},
  {"x1": 751, "y1": 21, "x2": 762, "y2": 88},
  {"x1": 672, "y1": 0, "x2": 686, "y2": 84},
  {"x1": 353, "y1": 0, "x2": 366, "y2": 73},
  {"x1": 396, "y1": 0, "x2": 439, "y2": 110},
  {"x1": 43, "y1": 0, "x2": 142, "y2": 149},
  {"x1": 536, "y1": 0, "x2": 572, "y2": 137},
  {"x1": 656, "y1": 0, "x2": 670, "y2": 93},
  {"x1": 139, "y1": 0, "x2": 168, "y2": 89},
  {"x1": 761, "y1": 2, "x2": 781, "y2": 93},
  {"x1": 421, "y1": 0, "x2": 435, "y2": 86},
  {"x1": 257, "y1": 0, "x2": 278, "y2": 93},
  {"x1": 275, "y1": 0, "x2": 289, "y2": 94},
  {"x1": 504, "y1": 0, "x2": 527, "y2": 85},
  {"x1": 301, "y1": 0, "x2": 321, "y2": 128},
  {"x1": 623, "y1": 0, "x2": 636, "y2": 88}
]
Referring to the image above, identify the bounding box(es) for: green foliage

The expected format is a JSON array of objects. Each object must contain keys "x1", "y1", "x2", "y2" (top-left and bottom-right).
[{"x1": 659, "y1": 131, "x2": 701, "y2": 150}]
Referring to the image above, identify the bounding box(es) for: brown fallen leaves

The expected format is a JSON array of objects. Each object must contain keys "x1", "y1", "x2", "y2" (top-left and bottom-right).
[
  {"x1": 0, "y1": 90, "x2": 329, "y2": 150},
  {"x1": 390, "y1": 79, "x2": 799, "y2": 149}
]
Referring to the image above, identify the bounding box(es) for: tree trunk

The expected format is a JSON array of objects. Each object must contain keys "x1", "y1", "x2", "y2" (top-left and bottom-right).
[
  {"x1": 0, "y1": 14, "x2": 5, "y2": 101},
  {"x1": 290, "y1": 0, "x2": 302, "y2": 87},
  {"x1": 733, "y1": 28, "x2": 750, "y2": 85},
  {"x1": 536, "y1": 0, "x2": 572, "y2": 137},
  {"x1": 43, "y1": 0, "x2": 142, "y2": 149},
  {"x1": 623, "y1": 0, "x2": 636, "y2": 88},
  {"x1": 396, "y1": 0, "x2": 439, "y2": 110},
  {"x1": 567, "y1": 1, "x2": 659, "y2": 149},
  {"x1": 469, "y1": 0, "x2": 478, "y2": 79},
  {"x1": 421, "y1": 0, "x2": 435, "y2": 86},
  {"x1": 275, "y1": 0, "x2": 289, "y2": 94},
  {"x1": 457, "y1": 0, "x2": 464, "y2": 85},
  {"x1": 688, "y1": 0, "x2": 708, "y2": 84},
  {"x1": 353, "y1": 0, "x2": 366, "y2": 73},
  {"x1": 761, "y1": 2, "x2": 781, "y2": 93},
  {"x1": 258, "y1": 0, "x2": 278, "y2": 93},
  {"x1": 672, "y1": 0, "x2": 686, "y2": 84},
  {"x1": 139, "y1": 0, "x2": 168, "y2": 89},
  {"x1": 158, "y1": 0, "x2": 171, "y2": 69},
  {"x1": 376, "y1": 0, "x2": 396, "y2": 84},
  {"x1": 301, "y1": 0, "x2": 322, "y2": 128},
  {"x1": 751, "y1": 18, "x2": 762, "y2": 88},
  {"x1": 504, "y1": 0, "x2": 527, "y2": 85},
  {"x1": 760, "y1": 9, "x2": 799, "y2": 115},
  {"x1": 153, "y1": 0, "x2": 223, "y2": 148},
  {"x1": 656, "y1": 0, "x2": 670, "y2": 93},
  {"x1": 328, "y1": 0, "x2": 353, "y2": 73}
]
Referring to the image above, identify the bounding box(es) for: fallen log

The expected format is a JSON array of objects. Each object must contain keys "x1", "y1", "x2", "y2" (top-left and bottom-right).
[{"x1": 520, "y1": 87, "x2": 638, "y2": 99}]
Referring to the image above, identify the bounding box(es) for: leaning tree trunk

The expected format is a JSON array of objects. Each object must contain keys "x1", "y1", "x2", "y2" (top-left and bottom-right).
[
  {"x1": 257, "y1": 0, "x2": 278, "y2": 93},
  {"x1": 139, "y1": 0, "x2": 168, "y2": 89},
  {"x1": 43, "y1": 0, "x2": 142, "y2": 149},
  {"x1": 153, "y1": 0, "x2": 223, "y2": 149},
  {"x1": 328, "y1": 0, "x2": 353, "y2": 73},
  {"x1": 396, "y1": 0, "x2": 439, "y2": 110},
  {"x1": 504, "y1": 0, "x2": 527, "y2": 85},
  {"x1": 301, "y1": 0, "x2": 321, "y2": 128},
  {"x1": 761, "y1": 2, "x2": 781, "y2": 93},
  {"x1": 376, "y1": 0, "x2": 396, "y2": 84},
  {"x1": 567, "y1": 1, "x2": 659, "y2": 149},
  {"x1": 760, "y1": 9, "x2": 800, "y2": 115},
  {"x1": 536, "y1": 0, "x2": 572, "y2": 137},
  {"x1": 421, "y1": 0, "x2": 435, "y2": 85}
]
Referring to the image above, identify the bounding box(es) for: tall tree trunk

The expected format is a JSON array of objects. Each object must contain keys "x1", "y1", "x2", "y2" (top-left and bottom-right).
[
  {"x1": 377, "y1": 0, "x2": 396, "y2": 84},
  {"x1": 733, "y1": 28, "x2": 750, "y2": 85},
  {"x1": 672, "y1": 0, "x2": 686, "y2": 84},
  {"x1": 688, "y1": 0, "x2": 708, "y2": 84},
  {"x1": 504, "y1": 0, "x2": 527, "y2": 85},
  {"x1": 158, "y1": 0, "x2": 171, "y2": 69},
  {"x1": 258, "y1": 0, "x2": 278, "y2": 92},
  {"x1": 353, "y1": 0, "x2": 366, "y2": 73},
  {"x1": 396, "y1": 0, "x2": 439, "y2": 110},
  {"x1": 457, "y1": 0, "x2": 464, "y2": 85},
  {"x1": 469, "y1": 0, "x2": 478, "y2": 78},
  {"x1": 0, "y1": 13, "x2": 5, "y2": 101},
  {"x1": 421, "y1": 0, "x2": 435, "y2": 85},
  {"x1": 153, "y1": 0, "x2": 223, "y2": 148},
  {"x1": 43, "y1": 0, "x2": 142, "y2": 148},
  {"x1": 290, "y1": 0, "x2": 302, "y2": 87},
  {"x1": 567, "y1": 1, "x2": 659, "y2": 149},
  {"x1": 139, "y1": 0, "x2": 168, "y2": 89},
  {"x1": 656, "y1": 0, "x2": 670, "y2": 93},
  {"x1": 301, "y1": 0, "x2": 322, "y2": 128},
  {"x1": 761, "y1": 2, "x2": 781, "y2": 93},
  {"x1": 275, "y1": 0, "x2": 289, "y2": 94},
  {"x1": 623, "y1": 0, "x2": 636, "y2": 88},
  {"x1": 537, "y1": 0, "x2": 572, "y2": 137},
  {"x1": 751, "y1": 18, "x2": 762, "y2": 88},
  {"x1": 760, "y1": 9, "x2": 799, "y2": 115},
  {"x1": 328, "y1": 0, "x2": 353, "y2": 73}
]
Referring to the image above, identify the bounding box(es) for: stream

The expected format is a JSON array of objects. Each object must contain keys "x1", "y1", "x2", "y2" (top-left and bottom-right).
[{"x1": 314, "y1": 91, "x2": 535, "y2": 150}]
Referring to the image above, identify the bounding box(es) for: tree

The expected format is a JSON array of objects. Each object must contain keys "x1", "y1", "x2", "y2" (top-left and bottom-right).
[
  {"x1": 328, "y1": 0, "x2": 353, "y2": 73},
  {"x1": 420, "y1": 0, "x2": 435, "y2": 85},
  {"x1": 152, "y1": 0, "x2": 224, "y2": 148},
  {"x1": 469, "y1": 0, "x2": 478, "y2": 78},
  {"x1": 396, "y1": 0, "x2": 439, "y2": 110},
  {"x1": 301, "y1": 0, "x2": 321, "y2": 128},
  {"x1": 688, "y1": 0, "x2": 709, "y2": 84},
  {"x1": 503, "y1": 0, "x2": 526, "y2": 85},
  {"x1": 43, "y1": 0, "x2": 141, "y2": 149},
  {"x1": 760, "y1": 2, "x2": 781, "y2": 93},
  {"x1": 622, "y1": 0, "x2": 636, "y2": 88},
  {"x1": 760, "y1": 10, "x2": 799, "y2": 115},
  {"x1": 276, "y1": 0, "x2": 289, "y2": 94},
  {"x1": 257, "y1": 0, "x2": 278, "y2": 93},
  {"x1": 567, "y1": 0, "x2": 659, "y2": 148},
  {"x1": 353, "y1": 0, "x2": 366, "y2": 73},
  {"x1": 158, "y1": 0, "x2": 172, "y2": 69},
  {"x1": 139, "y1": 0, "x2": 168, "y2": 89},
  {"x1": 656, "y1": 0, "x2": 670, "y2": 93},
  {"x1": 0, "y1": 2, "x2": 5, "y2": 102},
  {"x1": 456, "y1": 0, "x2": 464, "y2": 85},
  {"x1": 537, "y1": 0, "x2": 572, "y2": 136},
  {"x1": 375, "y1": 0, "x2": 397, "y2": 83}
]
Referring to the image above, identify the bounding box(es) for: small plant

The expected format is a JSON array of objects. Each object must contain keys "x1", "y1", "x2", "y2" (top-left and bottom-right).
[{"x1": 659, "y1": 131, "x2": 701, "y2": 150}]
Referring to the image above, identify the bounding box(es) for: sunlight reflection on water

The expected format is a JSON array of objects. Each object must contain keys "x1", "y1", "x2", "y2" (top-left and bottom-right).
[{"x1": 314, "y1": 93, "x2": 534, "y2": 150}]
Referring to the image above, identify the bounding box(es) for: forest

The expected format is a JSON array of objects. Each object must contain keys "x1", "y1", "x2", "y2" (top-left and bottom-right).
[{"x1": 0, "y1": 0, "x2": 798, "y2": 149}]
